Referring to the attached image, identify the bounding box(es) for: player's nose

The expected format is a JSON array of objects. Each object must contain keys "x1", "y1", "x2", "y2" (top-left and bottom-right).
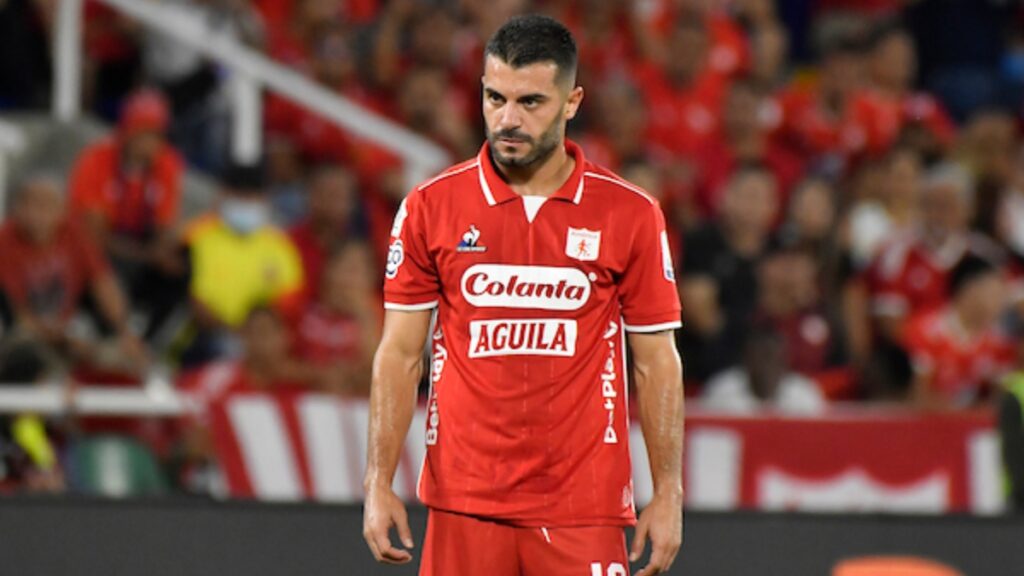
[{"x1": 496, "y1": 104, "x2": 522, "y2": 130}]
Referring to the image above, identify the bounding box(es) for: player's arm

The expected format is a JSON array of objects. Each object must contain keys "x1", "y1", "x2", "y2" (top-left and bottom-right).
[
  {"x1": 363, "y1": 308, "x2": 432, "y2": 565},
  {"x1": 628, "y1": 330, "x2": 684, "y2": 576}
]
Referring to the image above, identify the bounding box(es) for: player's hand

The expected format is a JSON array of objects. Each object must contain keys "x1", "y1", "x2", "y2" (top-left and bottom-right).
[
  {"x1": 363, "y1": 484, "x2": 415, "y2": 564},
  {"x1": 630, "y1": 491, "x2": 684, "y2": 575}
]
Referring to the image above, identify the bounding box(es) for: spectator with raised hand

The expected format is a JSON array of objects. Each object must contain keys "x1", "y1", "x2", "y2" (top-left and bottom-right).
[
  {"x1": 181, "y1": 163, "x2": 304, "y2": 366},
  {"x1": 69, "y1": 88, "x2": 188, "y2": 341},
  {"x1": 0, "y1": 175, "x2": 146, "y2": 373},
  {"x1": 904, "y1": 255, "x2": 1014, "y2": 410}
]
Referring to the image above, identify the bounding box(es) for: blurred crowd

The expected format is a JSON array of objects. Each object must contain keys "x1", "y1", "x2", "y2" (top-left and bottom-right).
[{"x1": 1, "y1": 0, "x2": 1024, "y2": 495}]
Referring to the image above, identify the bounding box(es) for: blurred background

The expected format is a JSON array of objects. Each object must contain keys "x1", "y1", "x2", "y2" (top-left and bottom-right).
[{"x1": 1, "y1": 0, "x2": 1024, "y2": 573}]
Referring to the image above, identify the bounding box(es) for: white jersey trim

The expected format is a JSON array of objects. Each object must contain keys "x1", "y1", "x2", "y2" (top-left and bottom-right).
[
  {"x1": 477, "y1": 164, "x2": 497, "y2": 206},
  {"x1": 584, "y1": 171, "x2": 655, "y2": 205},
  {"x1": 384, "y1": 300, "x2": 439, "y2": 311},
  {"x1": 622, "y1": 320, "x2": 682, "y2": 333},
  {"x1": 416, "y1": 162, "x2": 479, "y2": 192}
]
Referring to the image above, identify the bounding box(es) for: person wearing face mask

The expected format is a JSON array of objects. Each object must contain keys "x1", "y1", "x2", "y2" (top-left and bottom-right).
[{"x1": 179, "y1": 163, "x2": 304, "y2": 366}]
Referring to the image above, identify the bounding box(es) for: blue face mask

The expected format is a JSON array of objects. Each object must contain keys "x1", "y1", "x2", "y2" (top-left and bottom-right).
[{"x1": 221, "y1": 199, "x2": 269, "y2": 234}]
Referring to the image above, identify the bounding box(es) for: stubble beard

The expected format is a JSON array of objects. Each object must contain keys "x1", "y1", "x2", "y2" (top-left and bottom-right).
[{"x1": 487, "y1": 116, "x2": 563, "y2": 170}]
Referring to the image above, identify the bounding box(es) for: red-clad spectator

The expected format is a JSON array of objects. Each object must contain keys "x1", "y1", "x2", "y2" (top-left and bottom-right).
[
  {"x1": 863, "y1": 163, "x2": 1006, "y2": 341},
  {"x1": 577, "y1": 82, "x2": 658, "y2": 172},
  {"x1": 265, "y1": 24, "x2": 387, "y2": 165},
  {"x1": 289, "y1": 165, "x2": 362, "y2": 299},
  {"x1": 0, "y1": 175, "x2": 145, "y2": 371},
  {"x1": 175, "y1": 306, "x2": 311, "y2": 494},
  {"x1": 773, "y1": 36, "x2": 867, "y2": 164},
  {"x1": 69, "y1": 89, "x2": 188, "y2": 339},
  {"x1": 289, "y1": 243, "x2": 381, "y2": 397},
  {"x1": 693, "y1": 80, "x2": 805, "y2": 217},
  {"x1": 847, "y1": 25, "x2": 956, "y2": 158},
  {"x1": 904, "y1": 255, "x2": 1014, "y2": 410},
  {"x1": 83, "y1": 0, "x2": 140, "y2": 118},
  {"x1": 632, "y1": 17, "x2": 726, "y2": 158},
  {"x1": 371, "y1": 4, "x2": 477, "y2": 124},
  {"x1": 264, "y1": 0, "x2": 342, "y2": 67},
  {"x1": 647, "y1": 0, "x2": 750, "y2": 80},
  {"x1": 747, "y1": 243, "x2": 850, "y2": 400}
]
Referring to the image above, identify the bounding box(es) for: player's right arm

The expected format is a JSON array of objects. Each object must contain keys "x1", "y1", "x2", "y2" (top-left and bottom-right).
[{"x1": 363, "y1": 308, "x2": 432, "y2": 564}]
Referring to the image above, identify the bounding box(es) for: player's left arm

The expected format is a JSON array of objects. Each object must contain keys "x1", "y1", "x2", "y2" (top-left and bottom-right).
[{"x1": 628, "y1": 329, "x2": 684, "y2": 576}]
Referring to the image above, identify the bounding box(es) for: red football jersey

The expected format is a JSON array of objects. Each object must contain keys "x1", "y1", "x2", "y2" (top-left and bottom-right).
[
  {"x1": 904, "y1": 307, "x2": 1015, "y2": 405},
  {"x1": 383, "y1": 141, "x2": 682, "y2": 527}
]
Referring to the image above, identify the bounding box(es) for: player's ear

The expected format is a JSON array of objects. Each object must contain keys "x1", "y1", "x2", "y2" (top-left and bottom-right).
[{"x1": 564, "y1": 86, "x2": 584, "y2": 121}]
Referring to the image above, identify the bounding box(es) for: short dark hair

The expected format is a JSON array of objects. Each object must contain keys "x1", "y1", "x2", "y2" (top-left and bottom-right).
[
  {"x1": 949, "y1": 254, "x2": 999, "y2": 298},
  {"x1": 484, "y1": 14, "x2": 578, "y2": 86}
]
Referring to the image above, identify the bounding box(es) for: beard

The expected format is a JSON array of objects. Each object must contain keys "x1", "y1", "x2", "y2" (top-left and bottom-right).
[{"x1": 487, "y1": 116, "x2": 563, "y2": 169}]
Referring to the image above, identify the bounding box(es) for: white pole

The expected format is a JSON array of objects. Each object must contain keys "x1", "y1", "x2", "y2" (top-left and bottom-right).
[
  {"x1": 53, "y1": 0, "x2": 84, "y2": 122},
  {"x1": 231, "y1": 72, "x2": 262, "y2": 164}
]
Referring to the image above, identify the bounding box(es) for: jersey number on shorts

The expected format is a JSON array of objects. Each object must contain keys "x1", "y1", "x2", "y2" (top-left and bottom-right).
[{"x1": 590, "y1": 562, "x2": 627, "y2": 576}]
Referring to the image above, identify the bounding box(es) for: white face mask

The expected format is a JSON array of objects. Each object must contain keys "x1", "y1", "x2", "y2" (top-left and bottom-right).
[{"x1": 221, "y1": 198, "x2": 269, "y2": 234}]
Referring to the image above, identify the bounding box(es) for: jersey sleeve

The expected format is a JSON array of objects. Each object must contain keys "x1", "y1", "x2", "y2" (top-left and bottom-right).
[
  {"x1": 618, "y1": 201, "x2": 682, "y2": 332},
  {"x1": 383, "y1": 190, "x2": 439, "y2": 310}
]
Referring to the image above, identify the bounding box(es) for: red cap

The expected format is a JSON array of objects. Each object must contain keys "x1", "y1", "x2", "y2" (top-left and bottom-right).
[{"x1": 119, "y1": 89, "x2": 170, "y2": 136}]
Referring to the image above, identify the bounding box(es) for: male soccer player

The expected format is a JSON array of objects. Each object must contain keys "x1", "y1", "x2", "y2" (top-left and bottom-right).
[{"x1": 363, "y1": 14, "x2": 684, "y2": 576}]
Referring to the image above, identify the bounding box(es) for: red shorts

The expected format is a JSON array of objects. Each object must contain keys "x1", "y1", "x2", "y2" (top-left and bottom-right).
[{"x1": 420, "y1": 508, "x2": 630, "y2": 576}]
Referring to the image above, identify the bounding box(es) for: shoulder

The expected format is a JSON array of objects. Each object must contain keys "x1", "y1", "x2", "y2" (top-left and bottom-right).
[
  {"x1": 74, "y1": 138, "x2": 116, "y2": 170},
  {"x1": 184, "y1": 214, "x2": 224, "y2": 243},
  {"x1": 582, "y1": 163, "x2": 660, "y2": 212},
  {"x1": 411, "y1": 158, "x2": 480, "y2": 199}
]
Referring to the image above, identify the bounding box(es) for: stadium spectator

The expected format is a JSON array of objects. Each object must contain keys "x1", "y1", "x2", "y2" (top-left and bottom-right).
[
  {"x1": 632, "y1": 16, "x2": 724, "y2": 160},
  {"x1": 395, "y1": 66, "x2": 476, "y2": 159},
  {"x1": 0, "y1": 175, "x2": 145, "y2": 373},
  {"x1": 777, "y1": 177, "x2": 844, "y2": 303},
  {"x1": 175, "y1": 305, "x2": 311, "y2": 494},
  {"x1": 746, "y1": 243, "x2": 850, "y2": 401},
  {"x1": 0, "y1": 0, "x2": 51, "y2": 109},
  {"x1": 846, "y1": 146, "x2": 922, "y2": 268},
  {"x1": 862, "y1": 163, "x2": 1004, "y2": 344},
  {"x1": 181, "y1": 164, "x2": 304, "y2": 366},
  {"x1": 772, "y1": 34, "x2": 866, "y2": 170},
  {"x1": 957, "y1": 110, "x2": 1019, "y2": 238},
  {"x1": 692, "y1": 79, "x2": 805, "y2": 217},
  {"x1": 848, "y1": 24, "x2": 956, "y2": 159},
  {"x1": 141, "y1": 0, "x2": 263, "y2": 172},
  {"x1": 82, "y1": 0, "x2": 141, "y2": 120},
  {"x1": 682, "y1": 164, "x2": 778, "y2": 350},
  {"x1": 288, "y1": 164, "x2": 363, "y2": 299},
  {"x1": 0, "y1": 340, "x2": 64, "y2": 494},
  {"x1": 68, "y1": 89, "x2": 188, "y2": 340},
  {"x1": 289, "y1": 242, "x2": 380, "y2": 397},
  {"x1": 904, "y1": 254, "x2": 1013, "y2": 410}
]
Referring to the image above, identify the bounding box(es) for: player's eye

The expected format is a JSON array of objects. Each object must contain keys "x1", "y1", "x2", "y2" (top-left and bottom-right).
[{"x1": 487, "y1": 92, "x2": 505, "y2": 105}]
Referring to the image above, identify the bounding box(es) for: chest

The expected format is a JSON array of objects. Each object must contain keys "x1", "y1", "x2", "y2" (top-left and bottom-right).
[{"x1": 428, "y1": 199, "x2": 623, "y2": 307}]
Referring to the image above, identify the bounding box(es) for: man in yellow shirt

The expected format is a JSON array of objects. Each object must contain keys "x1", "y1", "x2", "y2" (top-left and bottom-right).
[{"x1": 182, "y1": 164, "x2": 303, "y2": 365}]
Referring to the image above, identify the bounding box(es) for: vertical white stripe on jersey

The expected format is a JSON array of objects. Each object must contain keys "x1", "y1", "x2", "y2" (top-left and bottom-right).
[
  {"x1": 228, "y1": 396, "x2": 303, "y2": 500},
  {"x1": 297, "y1": 395, "x2": 355, "y2": 501}
]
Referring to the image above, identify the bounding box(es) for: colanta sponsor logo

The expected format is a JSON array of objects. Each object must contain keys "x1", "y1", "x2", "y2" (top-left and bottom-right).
[
  {"x1": 460, "y1": 264, "x2": 591, "y2": 310},
  {"x1": 468, "y1": 318, "x2": 577, "y2": 358}
]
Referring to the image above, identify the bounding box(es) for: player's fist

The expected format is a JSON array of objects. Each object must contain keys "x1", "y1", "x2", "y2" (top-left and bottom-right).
[
  {"x1": 363, "y1": 484, "x2": 415, "y2": 564},
  {"x1": 630, "y1": 491, "x2": 684, "y2": 575}
]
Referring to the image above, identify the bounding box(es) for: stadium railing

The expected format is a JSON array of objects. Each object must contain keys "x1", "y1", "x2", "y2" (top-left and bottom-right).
[{"x1": 51, "y1": 0, "x2": 451, "y2": 189}]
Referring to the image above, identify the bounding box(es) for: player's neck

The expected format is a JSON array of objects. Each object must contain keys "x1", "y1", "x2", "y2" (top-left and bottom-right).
[{"x1": 494, "y1": 144, "x2": 575, "y2": 198}]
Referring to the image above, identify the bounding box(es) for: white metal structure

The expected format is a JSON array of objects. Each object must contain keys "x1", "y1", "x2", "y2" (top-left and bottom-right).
[{"x1": 51, "y1": 0, "x2": 450, "y2": 187}]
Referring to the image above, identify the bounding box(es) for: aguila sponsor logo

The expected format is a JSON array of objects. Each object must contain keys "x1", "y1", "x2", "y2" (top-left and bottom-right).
[
  {"x1": 461, "y1": 264, "x2": 591, "y2": 310},
  {"x1": 469, "y1": 319, "x2": 577, "y2": 358}
]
